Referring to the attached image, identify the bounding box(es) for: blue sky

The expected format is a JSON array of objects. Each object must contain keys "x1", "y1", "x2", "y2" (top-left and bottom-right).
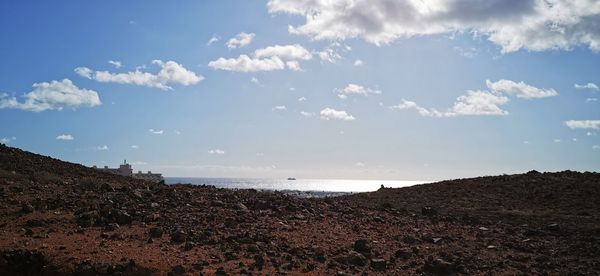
[{"x1": 1, "y1": 0, "x2": 599, "y2": 180}]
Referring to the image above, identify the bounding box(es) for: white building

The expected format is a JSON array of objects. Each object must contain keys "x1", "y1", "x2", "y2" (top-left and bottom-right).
[{"x1": 93, "y1": 160, "x2": 164, "y2": 183}]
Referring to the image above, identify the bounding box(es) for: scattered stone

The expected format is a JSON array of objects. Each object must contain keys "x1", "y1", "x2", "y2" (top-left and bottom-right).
[
  {"x1": 170, "y1": 229, "x2": 187, "y2": 243},
  {"x1": 421, "y1": 206, "x2": 437, "y2": 216},
  {"x1": 353, "y1": 239, "x2": 371, "y2": 253},
  {"x1": 149, "y1": 227, "x2": 163, "y2": 238},
  {"x1": 423, "y1": 258, "x2": 457, "y2": 275},
  {"x1": 547, "y1": 223, "x2": 559, "y2": 230},
  {"x1": 394, "y1": 249, "x2": 410, "y2": 259},
  {"x1": 168, "y1": 264, "x2": 185, "y2": 276},
  {"x1": 479, "y1": 227, "x2": 489, "y2": 231},
  {"x1": 76, "y1": 211, "x2": 99, "y2": 227},
  {"x1": 252, "y1": 255, "x2": 265, "y2": 270},
  {"x1": 370, "y1": 258, "x2": 387, "y2": 271},
  {"x1": 346, "y1": 251, "x2": 367, "y2": 266},
  {"x1": 104, "y1": 223, "x2": 119, "y2": 231},
  {"x1": 215, "y1": 267, "x2": 227, "y2": 275},
  {"x1": 116, "y1": 211, "x2": 132, "y2": 225},
  {"x1": 21, "y1": 202, "x2": 34, "y2": 213},
  {"x1": 236, "y1": 202, "x2": 248, "y2": 211}
]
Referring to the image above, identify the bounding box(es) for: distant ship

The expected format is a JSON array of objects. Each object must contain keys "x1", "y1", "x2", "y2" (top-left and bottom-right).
[{"x1": 287, "y1": 177, "x2": 297, "y2": 180}]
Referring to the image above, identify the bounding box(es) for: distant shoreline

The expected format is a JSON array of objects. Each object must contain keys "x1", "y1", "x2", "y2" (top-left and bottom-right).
[{"x1": 165, "y1": 176, "x2": 428, "y2": 194}]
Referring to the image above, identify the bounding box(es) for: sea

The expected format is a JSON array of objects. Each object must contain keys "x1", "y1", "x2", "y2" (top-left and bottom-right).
[{"x1": 165, "y1": 177, "x2": 428, "y2": 198}]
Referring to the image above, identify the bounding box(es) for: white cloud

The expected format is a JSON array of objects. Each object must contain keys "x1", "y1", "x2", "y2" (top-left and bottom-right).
[
  {"x1": 316, "y1": 48, "x2": 341, "y2": 63},
  {"x1": 56, "y1": 134, "x2": 74, "y2": 140},
  {"x1": 267, "y1": 0, "x2": 600, "y2": 53},
  {"x1": 336, "y1": 83, "x2": 382, "y2": 99},
  {"x1": 74, "y1": 67, "x2": 93, "y2": 79},
  {"x1": 575, "y1": 82, "x2": 599, "y2": 91},
  {"x1": 208, "y1": 149, "x2": 225, "y2": 155},
  {"x1": 320, "y1": 107, "x2": 356, "y2": 121},
  {"x1": 0, "y1": 137, "x2": 16, "y2": 144},
  {"x1": 289, "y1": 87, "x2": 296, "y2": 91},
  {"x1": 75, "y1": 60, "x2": 203, "y2": 90},
  {"x1": 255, "y1": 44, "x2": 312, "y2": 60},
  {"x1": 586, "y1": 98, "x2": 598, "y2": 103},
  {"x1": 108, "y1": 60, "x2": 122, "y2": 68},
  {"x1": 315, "y1": 42, "x2": 350, "y2": 63},
  {"x1": 564, "y1": 120, "x2": 600, "y2": 129},
  {"x1": 300, "y1": 111, "x2": 314, "y2": 117},
  {"x1": 355, "y1": 162, "x2": 366, "y2": 167},
  {"x1": 450, "y1": 91, "x2": 510, "y2": 116},
  {"x1": 226, "y1": 32, "x2": 255, "y2": 49},
  {"x1": 486, "y1": 79, "x2": 557, "y2": 99},
  {"x1": 96, "y1": 145, "x2": 109, "y2": 151},
  {"x1": 587, "y1": 132, "x2": 597, "y2": 136},
  {"x1": 251, "y1": 77, "x2": 260, "y2": 85},
  {"x1": 285, "y1": 60, "x2": 302, "y2": 71},
  {"x1": 553, "y1": 138, "x2": 561, "y2": 143},
  {"x1": 149, "y1": 129, "x2": 164, "y2": 134},
  {"x1": 353, "y1": 59, "x2": 364, "y2": 66},
  {"x1": 209, "y1": 44, "x2": 312, "y2": 72},
  {"x1": 272, "y1": 105, "x2": 287, "y2": 111},
  {"x1": 393, "y1": 91, "x2": 510, "y2": 117},
  {"x1": 454, "y1": 47, "x2": 479, "y2": 58},
  {"x1": 256, "y1": 152, "x2": 265, "y2": 156},
  {"x1": 209, "y1": 55, "x2": 285, "y2": 72},
  {"x1": 298, "y1": 97, "x2": 307, "y2": 102},
  {"x1": 593, "y1": 145, "x2": 600, "y2": 150},
  {"x1": 391, "y1": 79, "x2": 556, "y2": 117},
  {"x1": 0, "y1": 79, "x2": 101, "y2": 112},
  {"x1": 131, "y1": 145, "x2": 139, "y2": 149},
  {"x1": 207, "y1": 34, "x2": 220, "y2": 46}
]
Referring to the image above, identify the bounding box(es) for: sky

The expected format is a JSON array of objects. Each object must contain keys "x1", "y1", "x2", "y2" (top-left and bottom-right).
[{"x1": 1, "y1": 0, "x2": 599, "y2": 180}]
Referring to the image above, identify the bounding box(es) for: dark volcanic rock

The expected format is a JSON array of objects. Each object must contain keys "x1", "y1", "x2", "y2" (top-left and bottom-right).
[
  {"x1": 149, "y1": 227, "x2": 164, "y2": 238},
  {"x1": 421, "y1": 206, "x2": 437, "y2": 216},
  {"x1": 168, "y1": 264, "x2": 185, "y2": 276},
  {"x1": 353, "y1": 239, "x2": 371, "y2": 253},
  {"x1": 0, "y1": 250, "x2": 46, "y2": 275},
  {"x1": 422, "y1": 258, "x2": 457, "y2": 275},
  {"x1": 171, "y1": 229, "x2": 187, "y2": 243}
]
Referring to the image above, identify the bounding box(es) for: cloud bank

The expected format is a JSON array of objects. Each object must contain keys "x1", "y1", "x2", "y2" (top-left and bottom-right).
[{"x1": 267, "y1": 0, "x2": 600, "y2": 53}]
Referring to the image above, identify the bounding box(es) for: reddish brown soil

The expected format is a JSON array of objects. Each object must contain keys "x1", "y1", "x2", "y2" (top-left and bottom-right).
[{"x1": 0, "y1": 144, "x2": 599, "y2": 275}]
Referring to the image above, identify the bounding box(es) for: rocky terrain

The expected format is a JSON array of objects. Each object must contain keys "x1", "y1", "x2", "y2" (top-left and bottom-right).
[{"x1": 0, "y1": 144, "x2": 599, "y2": 275}]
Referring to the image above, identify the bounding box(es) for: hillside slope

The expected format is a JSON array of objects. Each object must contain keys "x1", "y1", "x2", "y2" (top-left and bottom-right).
[{"x1": 0, "y1": 144, "x2": 599, "y2": 275}]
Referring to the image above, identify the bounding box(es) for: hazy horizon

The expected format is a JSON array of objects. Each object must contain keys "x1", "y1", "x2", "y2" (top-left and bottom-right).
[{"x1": 1, "y1": 1, "x2": 599, "y2": 180}]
